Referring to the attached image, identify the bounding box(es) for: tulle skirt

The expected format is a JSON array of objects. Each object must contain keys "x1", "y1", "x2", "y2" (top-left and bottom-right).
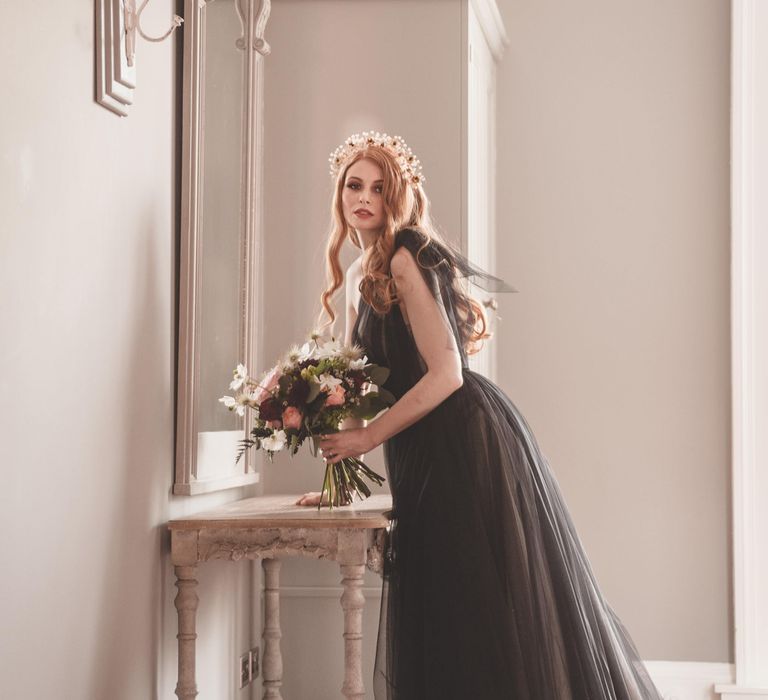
[{"x1": 372, "y1": 368, "x2": 663, "y2": 700}]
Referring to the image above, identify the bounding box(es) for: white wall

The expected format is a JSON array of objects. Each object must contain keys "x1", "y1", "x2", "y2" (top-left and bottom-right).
[
  {"x1": 495, "y1": 0, "x2": 731, "y2": 664},
  {"x1": 0, "y1": 3, "x2": 258, "y2": 698}
]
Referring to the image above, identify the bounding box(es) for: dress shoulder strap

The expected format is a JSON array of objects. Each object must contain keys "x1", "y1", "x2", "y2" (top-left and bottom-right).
[{"x1": 394, "y1": 227, "x2": 518, "y2": 295}]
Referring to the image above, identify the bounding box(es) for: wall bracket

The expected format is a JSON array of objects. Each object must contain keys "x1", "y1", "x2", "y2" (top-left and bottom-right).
[{"x1": 95, "y1": 0, "x2": 183, "y2": 117}]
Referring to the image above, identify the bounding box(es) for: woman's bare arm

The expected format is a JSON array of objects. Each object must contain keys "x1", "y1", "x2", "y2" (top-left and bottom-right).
[{"x1": 366, "y1": 246, "x2": 464, "y2": 447}]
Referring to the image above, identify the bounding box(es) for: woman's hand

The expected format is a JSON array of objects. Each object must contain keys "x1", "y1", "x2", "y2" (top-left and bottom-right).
[
  {"x1": 294, "y1": 491, "x2": 352, "y2": 506},
  {"x1": 295, "y1": 491, "x2": 326, "y2": 506},
  {"x1": 294, "y1": 428, "x2": 377, "y2": 508},
  {"x1": 318, "y1": 426, "x2": 377, "y2": 465}
]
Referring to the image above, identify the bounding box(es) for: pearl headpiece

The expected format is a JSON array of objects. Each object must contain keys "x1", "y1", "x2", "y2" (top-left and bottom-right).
[{"x1": 328, "y1": 131, "x2": 425, "y2": 186}]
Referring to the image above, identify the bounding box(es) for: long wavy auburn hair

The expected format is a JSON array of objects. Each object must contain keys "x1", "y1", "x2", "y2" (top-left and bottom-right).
[{"x1": 317, "y1": 145, "x2": 493, "y2": 356}]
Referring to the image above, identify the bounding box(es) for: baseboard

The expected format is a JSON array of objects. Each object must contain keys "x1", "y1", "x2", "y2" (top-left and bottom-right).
[
  {"x1": 644, "y1": 660, "x2": 735, "y2": 700},
  {"x1": 713, "y1": 685, "x2": 768, "y2": 700}
]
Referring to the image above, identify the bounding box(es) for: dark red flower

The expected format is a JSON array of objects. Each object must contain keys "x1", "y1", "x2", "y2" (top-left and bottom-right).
[
  {"x1": 347, "y1": 369, "x2": 365, "y2": 390},
  {"x1": 259, "y1": 396, "x2": 283, "y2": 422},
  {"x1": 287, "y1": 377, "x2": 310, "y2": 406}
]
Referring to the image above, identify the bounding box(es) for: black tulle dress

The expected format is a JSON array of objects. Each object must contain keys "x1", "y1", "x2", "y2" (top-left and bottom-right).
[{"x1": 352, "y1": 228, "x2": 664, "y2": 700}]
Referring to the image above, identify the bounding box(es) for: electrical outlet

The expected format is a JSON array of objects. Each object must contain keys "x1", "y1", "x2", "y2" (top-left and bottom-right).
[
  {"x1": 238, "y1": 652, "x2": 251, "y2": 689},
  {"x1": 249, "y1": 646, "x2": 260, "y2": 679}
]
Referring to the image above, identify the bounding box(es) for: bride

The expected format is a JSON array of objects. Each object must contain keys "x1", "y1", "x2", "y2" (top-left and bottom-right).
[{"x1": 296, "y1": 131, "x2": 663, "y2": 700}]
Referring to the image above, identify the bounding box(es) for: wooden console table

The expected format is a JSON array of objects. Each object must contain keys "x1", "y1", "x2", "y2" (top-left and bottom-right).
[{"x1": 167, "y1": 494, "x2": 393, "y2": 700}]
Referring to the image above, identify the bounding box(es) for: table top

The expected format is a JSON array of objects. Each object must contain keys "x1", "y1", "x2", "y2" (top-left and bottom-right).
[{"x1": 168, "y1": 493, "x2": 393, "y2": 531}]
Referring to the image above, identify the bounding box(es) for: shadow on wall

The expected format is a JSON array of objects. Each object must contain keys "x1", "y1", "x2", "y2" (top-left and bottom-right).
[{"x1": 87, "y1": 212, "x2": 167, "y2": 699}]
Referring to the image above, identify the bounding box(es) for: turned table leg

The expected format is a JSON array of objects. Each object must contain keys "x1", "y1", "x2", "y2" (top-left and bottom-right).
[
  {"x1": 262, "y1": 557, "x2": 283, "y2": 699},
  {"x1": 339, "y1": 530, "x2": 367, "y2": 700},
  {"x1": 174, "y1": 565, "x2": 199, "y2": 700}
]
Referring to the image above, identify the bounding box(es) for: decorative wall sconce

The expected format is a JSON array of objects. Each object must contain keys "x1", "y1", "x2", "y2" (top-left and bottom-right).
[
  {"x1": 96, "y1": 0, "x2": 184, "y2": 116},
  {"x1": 124, "y1": 0, "x2": 184, "y2": 66}
]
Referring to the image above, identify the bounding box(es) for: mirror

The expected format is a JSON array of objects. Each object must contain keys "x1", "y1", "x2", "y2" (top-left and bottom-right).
[{"x1": 174, "y1": 0, "x2": 270, "y2": 494}]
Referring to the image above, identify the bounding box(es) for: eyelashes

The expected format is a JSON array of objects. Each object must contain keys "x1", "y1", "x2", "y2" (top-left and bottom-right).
[{"x1": 347, "y1": 183, "x2": 383, "y2": 193}]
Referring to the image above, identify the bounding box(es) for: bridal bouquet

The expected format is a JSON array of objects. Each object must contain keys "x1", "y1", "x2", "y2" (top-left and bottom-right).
[{"x1": 218, "y1": 332, "x2": 396, "y2": 509}]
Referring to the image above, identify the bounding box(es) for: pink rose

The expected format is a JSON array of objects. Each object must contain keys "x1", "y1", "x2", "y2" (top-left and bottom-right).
[
  {"x1": 324, "y1": 384, "x2": 346, "y2": 407},
  {"x1": 282, "y1": 406, "x2": 303, "y2": 429},
  {"x1": 254, "y1": 365, "x2": 282, "y2": 404}
]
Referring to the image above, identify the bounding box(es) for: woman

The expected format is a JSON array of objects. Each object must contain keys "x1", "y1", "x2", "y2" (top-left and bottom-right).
[{"x1": 296, "y1": 131, "x2": 663, "y2": 700}]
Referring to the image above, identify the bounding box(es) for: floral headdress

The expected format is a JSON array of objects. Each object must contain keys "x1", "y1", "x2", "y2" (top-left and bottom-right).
[{"x1": 328, "y1": 131, "x2": 425, "y2": 187}]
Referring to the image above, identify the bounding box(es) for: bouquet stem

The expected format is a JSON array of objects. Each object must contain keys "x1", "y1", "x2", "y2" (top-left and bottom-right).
[{"x1": 317, "y1": 457, "x2": 386, "y2": 511}]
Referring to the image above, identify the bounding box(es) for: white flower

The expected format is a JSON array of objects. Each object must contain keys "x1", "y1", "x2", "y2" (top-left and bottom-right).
[
  {"x1": 229, "y1": 363, "x2": 248, "y2": 391},
  {"x1": 339, "y1": 342, "x2": 365, "y2": 364},
  {"x1": 317, "y1": 372, "x2": 343, "y2": 392},
  {"x1": 283, "y1": 343, "x2": 305, "y2": 366},
  {"x1": 348, "y1": 356, "x2": 368, "y2": 370},
  {"x1": 219, "y1": 387, "x2": 259, "y2": 417},
  {"x1": 219, "y1": 395, "x2": 237, "y2": 408},
  {"x1": 261, "y1": 430, "x2": 287, "y2": 452},
  {"x1": 218, "y1": 395, "x2": 247, "y2": 417},
  {"x1": 315, "y1": 337, "x2": 343, "y2": 359},
  {"x1": 298, "y1": 341, "x2": 315, "y2": 361},
  {"x1": 240, "y1": 386, "x2": 260, "y2": 407}
]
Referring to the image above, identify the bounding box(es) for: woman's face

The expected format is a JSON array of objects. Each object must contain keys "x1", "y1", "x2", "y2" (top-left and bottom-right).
[{"x1": 342, "y1": 158, "x2": 386, "y2": 235}]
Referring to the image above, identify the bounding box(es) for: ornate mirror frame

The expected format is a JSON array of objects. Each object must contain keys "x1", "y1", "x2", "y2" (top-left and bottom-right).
[{"x1": 174, "y1": 0, "x2": 272, "y2": 495}]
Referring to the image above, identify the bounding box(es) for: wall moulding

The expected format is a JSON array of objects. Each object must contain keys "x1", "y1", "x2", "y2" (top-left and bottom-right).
[{"x1": 715, "y1": 0, "x2": 768, "y2": 697}]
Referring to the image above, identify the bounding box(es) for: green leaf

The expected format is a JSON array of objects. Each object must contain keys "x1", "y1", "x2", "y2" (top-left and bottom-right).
[
  {"x1": 377, "y1": 387, "x2": 396, "y2": 405},
  {"x1": 235, "y1": 437, "x2": 256, "y2": 464},
  {"x1": 368, "y1": 365, "x2": 390, "y2": 386},
  {"x1": 347, "y1": 395, "x2": 381, "y2": 420},
  {"x1": 306, "y1": 380, "x2": 321, "y2": 403}
]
